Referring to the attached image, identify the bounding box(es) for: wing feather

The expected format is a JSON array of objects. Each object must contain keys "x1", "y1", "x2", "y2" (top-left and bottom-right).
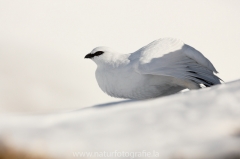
[{"x1": 132, "y1": 38, "x2": 221, "y2": 86}]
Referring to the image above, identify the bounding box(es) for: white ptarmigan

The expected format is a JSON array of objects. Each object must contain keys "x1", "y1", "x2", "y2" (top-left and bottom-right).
[{"x1": 85, "y1": 38, "x2": 221, "y2": 99}]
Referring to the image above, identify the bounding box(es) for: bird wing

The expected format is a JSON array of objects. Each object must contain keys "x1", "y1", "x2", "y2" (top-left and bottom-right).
[{"x1": 131, "y1": 38, "x2": 221, "y2": 86}]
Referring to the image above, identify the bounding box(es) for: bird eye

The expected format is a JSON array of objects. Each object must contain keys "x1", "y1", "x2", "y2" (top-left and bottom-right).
[{"x1": 94, "y1": 51, "x2": 104, "y2": 56}]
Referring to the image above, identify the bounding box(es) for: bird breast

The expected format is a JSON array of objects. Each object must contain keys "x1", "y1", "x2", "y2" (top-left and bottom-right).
[
  {"x1": 95, "y1": 66, "x2": 174, "y2": 99},
  {"x1": 95, "y1": 66, "x2": 138, "y2": 98}
]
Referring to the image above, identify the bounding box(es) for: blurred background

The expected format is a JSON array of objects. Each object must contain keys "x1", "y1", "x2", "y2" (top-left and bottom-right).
[{"x1": 0, "y1": 0, "x2": 240, "y2": 113}]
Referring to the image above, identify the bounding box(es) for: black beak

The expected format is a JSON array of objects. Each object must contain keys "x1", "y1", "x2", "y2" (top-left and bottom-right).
[{"x1": 84, "y1": 53, "x2": 94, "y2": 59}]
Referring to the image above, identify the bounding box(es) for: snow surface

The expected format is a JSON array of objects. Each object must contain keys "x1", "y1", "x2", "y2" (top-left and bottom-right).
[{"x1": 0, "y1": 80, "x2": 240, "y2": 159}]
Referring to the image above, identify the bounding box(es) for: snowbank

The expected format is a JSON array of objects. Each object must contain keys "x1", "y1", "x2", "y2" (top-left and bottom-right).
[{"x1": 0, "y1": 80, "x2": 240, "y2": 159}]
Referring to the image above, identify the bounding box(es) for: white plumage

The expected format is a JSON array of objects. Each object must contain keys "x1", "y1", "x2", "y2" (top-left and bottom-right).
[{"x1": 85, "y1": 38, "x2": 221, "y2": 99}]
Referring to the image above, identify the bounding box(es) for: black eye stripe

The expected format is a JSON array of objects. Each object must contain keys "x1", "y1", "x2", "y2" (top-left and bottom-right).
[
  {"x1": 84, "y1": 51, "x2": 104, "y2": 59},
  {"x1": 94, "y1": 51, "x2": 104, "y2": 56}
]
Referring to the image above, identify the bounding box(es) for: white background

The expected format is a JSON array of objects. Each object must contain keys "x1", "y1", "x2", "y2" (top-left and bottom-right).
[{"x1": 0, "y1": 0, "x2": 239, "y2": 112}]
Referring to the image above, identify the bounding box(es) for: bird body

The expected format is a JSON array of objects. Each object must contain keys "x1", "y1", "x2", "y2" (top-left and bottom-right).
[{"x1": 85, "y1": 38, "x2": 221, "y2": 99}]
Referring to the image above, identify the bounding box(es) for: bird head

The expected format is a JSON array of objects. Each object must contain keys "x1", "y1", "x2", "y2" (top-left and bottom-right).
[{"x1": 85, "y1": 46, "x2": 118, "y2": 66}]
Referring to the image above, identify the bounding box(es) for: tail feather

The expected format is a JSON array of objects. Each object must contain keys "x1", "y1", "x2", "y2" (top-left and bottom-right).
[{"x1": 186, "y1": 67, "x2": 221, "y2": 87}]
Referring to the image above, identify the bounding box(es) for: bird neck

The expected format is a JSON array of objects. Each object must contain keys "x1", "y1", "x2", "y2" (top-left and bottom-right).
[{"x1": 96, "y1": 53, "x2": 130, "y2": 69}]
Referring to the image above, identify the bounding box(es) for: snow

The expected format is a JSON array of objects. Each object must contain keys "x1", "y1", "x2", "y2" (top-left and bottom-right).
[{"x1": 0, "y1": 80, "x2": 240, "y2": 159}]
